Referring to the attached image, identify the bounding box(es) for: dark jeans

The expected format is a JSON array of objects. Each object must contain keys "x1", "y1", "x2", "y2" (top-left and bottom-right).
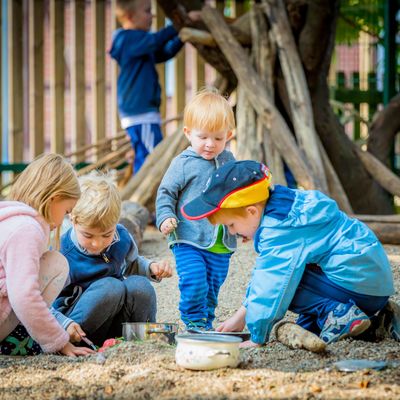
[
  {"x1": 65, "y1": 276, "x2": 156, "y2": 346},
  {"x1": 289, "y1": 266, "x2": 389, "y2": 335}
]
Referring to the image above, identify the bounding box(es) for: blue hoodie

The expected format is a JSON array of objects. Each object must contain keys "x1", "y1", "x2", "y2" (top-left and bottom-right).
[
  {"x1": 156, "y1": 147, "x2": 237, "y2": 251},
  {"x1": 109, "y1": 26, "x2": 183, "y2": 118}
]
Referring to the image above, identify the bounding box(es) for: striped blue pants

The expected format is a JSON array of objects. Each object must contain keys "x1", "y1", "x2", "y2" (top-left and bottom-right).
[{"x1": 172, "y1": 243, "x2": 232, "y2": 329}]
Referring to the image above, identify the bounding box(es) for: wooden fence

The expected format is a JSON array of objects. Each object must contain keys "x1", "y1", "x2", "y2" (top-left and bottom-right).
[
  {"x1": 1, "y1": 0, "x2": 248, "y2": 177},
  {"x1": 330, "y1": 71, "x2": 383, "y2": 141}
]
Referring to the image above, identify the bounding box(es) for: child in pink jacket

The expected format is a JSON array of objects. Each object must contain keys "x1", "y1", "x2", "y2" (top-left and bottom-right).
[{"x1": 0, "y1": 154, "x2": 94, "y2": 357}]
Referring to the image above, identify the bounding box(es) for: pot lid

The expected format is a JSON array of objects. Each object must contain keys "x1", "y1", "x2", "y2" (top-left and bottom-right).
[{"x1": 176, "y1": 333, "x2": 242, "y2": 343}]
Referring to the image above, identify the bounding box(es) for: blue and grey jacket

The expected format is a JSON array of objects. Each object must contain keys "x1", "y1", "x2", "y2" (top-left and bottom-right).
[
  {"x1": 53, "y1": 224, "x2": 154, "y2": 318},
  {"x1": 109, "y1": 26, "x2": 183, "y2": 118},
  {"x1": 156, "y1": 147, "x2": 237, "y2": 251},
  {"x1": 245, "y1": 185, "x2": 395, "y2": 344}
]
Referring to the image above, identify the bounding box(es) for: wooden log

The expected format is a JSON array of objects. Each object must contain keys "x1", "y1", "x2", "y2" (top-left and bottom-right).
[
  {"x1": 118, "y1": 200, "x2": 150, "y2": 249},
  {"x1": 361, "y1": 222, "x2": 400, "y2": 245},
  {"x1": 317, "y1": 138, "x2": 353, "y2": 214},
  {"x1": 201, "y1": 6, "x2": 317, "y2": 190},
  {"x1": 179, "y1": 27, "x2": 217, "y2": 46},
  {"x1": 275, "y1": 321, "x2": 327, "y2": 353},
  {"x1": 355, "y1": 214, "x2": 400, "y2": 223},
  {"x1": 354, "y1": 145, "x2": 400, "y2": 197},
  {"x1": 262, "y1": 0, "x2": 328, "y2": 193},
  {"x1": 251, "y1": 5, "x2": 286, "y2": 185}
]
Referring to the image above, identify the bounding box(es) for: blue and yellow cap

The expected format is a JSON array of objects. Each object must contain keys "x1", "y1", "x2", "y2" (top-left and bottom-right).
[{"x1": 181, "y1": 160, "x2": 272, "y2": 220}]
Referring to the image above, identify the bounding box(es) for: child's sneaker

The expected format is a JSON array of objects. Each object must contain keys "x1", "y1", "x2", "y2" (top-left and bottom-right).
[
  {"x1": 386, "y1": 299, "x2": 400, "y2": 341},
  {"x1": 320, "y1": 301, "x2": 371, "y2": 344}
]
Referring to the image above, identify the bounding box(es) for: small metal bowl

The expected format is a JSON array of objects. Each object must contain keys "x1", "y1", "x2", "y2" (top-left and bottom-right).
[{"x1": 122, "y1": 322, "x2": 178, "y2": 345}]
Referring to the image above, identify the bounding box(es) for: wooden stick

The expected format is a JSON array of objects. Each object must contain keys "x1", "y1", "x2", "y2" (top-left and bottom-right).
[
  {"x1": 262, "y1": 0, "x2": 328, "y2": 193},
  {"x1": 77, "y1": 142, "x2": 131, "y2": 176}
]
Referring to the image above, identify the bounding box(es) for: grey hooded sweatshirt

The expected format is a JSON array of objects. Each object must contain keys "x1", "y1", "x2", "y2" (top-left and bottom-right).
[{"x1": 156, "y1": 147, "x2": 237, "y2": 251}]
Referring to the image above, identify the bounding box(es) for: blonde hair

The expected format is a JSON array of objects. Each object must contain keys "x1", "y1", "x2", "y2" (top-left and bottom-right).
[
  {"x1": 207, "y1": 201, "x2": 267, "y2": 225},
  {"x1": 71, "y1": 171, "x2": 121, "y2": 230},
  {"x1": 8, "y1": 153, "x2": 80, "y2": 248},
  {"x1": 116, "y1": 0, "x2": 141, "y2": 19},
  {"x1": 183, "y1": 87, "x2": 236, "y2": 133}
]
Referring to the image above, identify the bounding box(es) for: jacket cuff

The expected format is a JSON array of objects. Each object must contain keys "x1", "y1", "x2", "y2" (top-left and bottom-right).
[{"x1": 40, "y1": 330, "x2": 69, "y2": 353}]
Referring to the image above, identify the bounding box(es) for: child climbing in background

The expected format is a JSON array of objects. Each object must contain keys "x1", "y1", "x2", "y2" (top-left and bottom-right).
[
  {"x1": 110, "y1": 0, "x2": 200, "y2": 173},
  {"x1": 0, "y1": 153, "x2": 94, "y2": 357},
  {"x1": 182, "y1": 160, "x2": 398, "y2": 347},
  {"x1": 156, "y1": 88, "x2": 237, "y2": 330},
  {"x1": 53, "y1": 171, "x2": 172, "y2": 346}
]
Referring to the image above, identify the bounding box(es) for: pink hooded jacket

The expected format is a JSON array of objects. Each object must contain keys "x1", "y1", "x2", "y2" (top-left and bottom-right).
[{"x1": 0, "y1": 201, "x2": 69, "y2": 352}]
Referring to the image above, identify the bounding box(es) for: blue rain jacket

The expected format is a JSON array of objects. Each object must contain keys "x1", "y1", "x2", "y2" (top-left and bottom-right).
[{"x1": 246, "y1": 185, "x2": 395, "y2": 344}]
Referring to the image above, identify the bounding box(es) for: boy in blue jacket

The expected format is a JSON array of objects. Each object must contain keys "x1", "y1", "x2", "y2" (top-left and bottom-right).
[
  {"x1": 182, "y1": 160, "x2": 399, "y2": 347},
  {"x1": 53, "y1": 171, "x2": 172, "y2": 346},
  {"x1": 109, "y1": 0, "x2": 197, "y2": 173}
]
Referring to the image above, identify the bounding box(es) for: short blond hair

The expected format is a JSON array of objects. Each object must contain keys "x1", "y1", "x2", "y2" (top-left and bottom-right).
[
  {"x1": 184, "y1": 87, "x2": 236, "y2": 133},
  {"x1": 71, "y1": 171, "x2": 121, "y2": 230},
  {"x1": 116, "y1": 0, "x2": 141, "y2": 19}
]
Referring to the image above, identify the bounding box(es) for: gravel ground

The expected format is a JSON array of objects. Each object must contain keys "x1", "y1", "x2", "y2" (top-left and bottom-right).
[{"x1": 1, "y1": 227, "x2": 399, "y2": 400}]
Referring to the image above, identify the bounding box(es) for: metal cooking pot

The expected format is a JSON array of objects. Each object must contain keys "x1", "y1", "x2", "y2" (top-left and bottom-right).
[
  {"x1": 122, "y1": 322, "x2": 178, "y2": 345},
  {"x1": 175, "y1": 333, "x2": 242, "y2": 370}
]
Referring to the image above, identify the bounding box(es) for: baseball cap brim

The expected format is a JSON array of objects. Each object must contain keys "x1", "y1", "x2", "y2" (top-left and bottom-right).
[{"x1": 181, "y1": 197, "x2": 220, "y2": 220}]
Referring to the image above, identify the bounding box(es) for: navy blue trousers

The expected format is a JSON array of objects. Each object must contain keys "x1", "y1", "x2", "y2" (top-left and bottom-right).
[
  {"x1": 126, "y1": 123, "x2": 163, "y2": 173},
  {"x1": 172, "y1": 244, "x2": 232, "y2": 329},
  {"x1": 290, "y1": 266, "x2": 389, "y2": 335}
]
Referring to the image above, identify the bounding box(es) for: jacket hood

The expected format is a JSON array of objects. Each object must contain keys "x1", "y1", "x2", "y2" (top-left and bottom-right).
[
  {"x1": 109, "y1": 29, "x2": 124, "y2": 61},
  {"x1": 0, "y1": 201, "x2": 40, "y2": 222}
]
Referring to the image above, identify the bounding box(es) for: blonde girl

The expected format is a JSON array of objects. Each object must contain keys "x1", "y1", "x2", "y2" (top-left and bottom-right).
[{"x1": 0, "y1": 153, "x2": 94, "y2": 356}]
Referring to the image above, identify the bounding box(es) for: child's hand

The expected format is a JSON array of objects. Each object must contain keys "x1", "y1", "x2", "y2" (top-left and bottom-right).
[
  {"x1": 239, "y1": 340, "x2": 261, "y2": 349},
  {"x1": 67, "y1": 322, "x2": 86, "y2": 343},
  {"x1": 187, "y1": 10, "x2": 202, "y2": 22},
  {"x1": 59, "y1": 342, "x2": 95, "y2": 357},
  {"x1": 150, "y1": 260, "x2": 173, "y2": 280},
  {"x1": 216, "y1": 306, "x2": 246, "y2": 332},
  {"x1": 160, "y1": 218, "x2": 178, "y2": 235}
]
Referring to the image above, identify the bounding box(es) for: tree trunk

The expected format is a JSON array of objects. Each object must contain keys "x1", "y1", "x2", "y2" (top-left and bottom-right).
[
  {"x1": 368, "y1": 93, "x2": 400, "y2": 167},
  {"x1": 293, "y1": 0, "x2": 394, "y2": 214}
]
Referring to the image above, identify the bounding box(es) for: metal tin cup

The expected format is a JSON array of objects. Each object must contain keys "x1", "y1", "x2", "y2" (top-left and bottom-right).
[
  {"x1": 122, "y1": 322, "x2": 178, "y2": 345},
  {"x1": 175, "y1": 333, "x2": 242, "y2": 370}
]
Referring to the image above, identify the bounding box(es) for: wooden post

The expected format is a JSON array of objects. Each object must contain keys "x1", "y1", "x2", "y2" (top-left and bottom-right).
[
  {"x1": 194, "y1": 50, "x2": 205, "y2": 93},
  {"x1": 367, "y1": 72, "x2": 377, "y2": 121},
  {"x1": 154, "y1": 1, "x2": 166, "y2": 122},
  {"x1": 174, "y1": 47, "x2": 186, "y2": 119},
  {"x1": 49, "y1": 0, "x2": 65, "y2": 154},
  {"x1": 110, "y1": 0, "x2": 121, "y2": 137},
  {"x1": 8, "y1": 0, "x2": 23, "y2": 164},
  {"x1": 352, "y1": 72, "x2": 361, "y2": 141},
  {"x1": 92, "y1": 0, "x2": 106, "y2": 151},
  {"x1": 28, "y1": 0, "x2": 44, "y2": 158},
  {"x1": 71, "y1": 0, "x2": 86, "y2": 162}
]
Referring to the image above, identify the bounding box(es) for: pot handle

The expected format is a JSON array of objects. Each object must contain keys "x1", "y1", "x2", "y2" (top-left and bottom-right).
[
  {"x1": 207, "y1": 350, "x2": 232, "y2": 358},
  {"x1": 147, "y1": 328, "x2": 173, "y2": 334}
]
